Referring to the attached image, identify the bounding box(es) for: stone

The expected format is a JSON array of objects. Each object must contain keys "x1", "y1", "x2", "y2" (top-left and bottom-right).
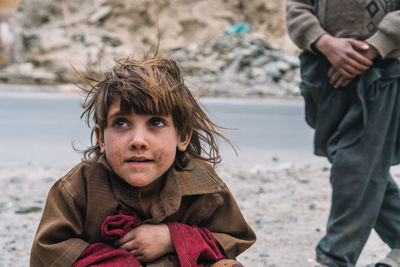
[
  {"x1": 88, "y1": 5, "x2": 112, "y2": 24},
  {"x1": 14, "y1": 206, "x2": 42, "y2": 214},
  {"x1": 251, "y1": 55, "x2": 271, "y2": 68},
  {"x1": 39, "y1": 28, "x2": 70, "y2": 52}
]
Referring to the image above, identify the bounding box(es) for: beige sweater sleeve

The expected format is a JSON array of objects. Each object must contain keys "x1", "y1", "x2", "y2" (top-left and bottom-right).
[
  {"x1": 285, "y1": 0, "x2": 326, "y2": 52},
  {"x1": 366, "y1": 10, "x2": 400, "y2": 58}
]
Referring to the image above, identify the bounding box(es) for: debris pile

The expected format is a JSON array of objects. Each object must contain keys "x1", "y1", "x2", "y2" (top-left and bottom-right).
[
  {"x1": 0, "y1": 0, "x2": 301, "y2": 97},
  {"x1": 172, "y1": 34, "x2": 301, "y2": 97}
]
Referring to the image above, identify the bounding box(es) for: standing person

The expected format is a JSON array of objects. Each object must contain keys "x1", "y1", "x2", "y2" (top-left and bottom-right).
[
  {"x1": 286, "y1": 0, "x2": 400, "y2": 266},
  {"x1": 30, "y1": 56, "x2": 256, "y2": 267}
]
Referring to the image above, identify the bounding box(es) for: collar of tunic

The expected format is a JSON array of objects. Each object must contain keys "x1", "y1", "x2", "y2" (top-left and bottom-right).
[{"x1": 97, "y1": 155, "x2": 225, "y2": 223}]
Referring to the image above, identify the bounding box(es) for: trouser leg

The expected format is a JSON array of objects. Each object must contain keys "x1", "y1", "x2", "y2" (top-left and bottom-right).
[
  {"x1": 316, "y1": 149, "x2": 390, "y2": 267},
  {"x1": 316, "y1": 84, "x2": 400, "y2": 267},
  {"x1": 375, "y1": 174, "x2": 400, "y2": 249}
]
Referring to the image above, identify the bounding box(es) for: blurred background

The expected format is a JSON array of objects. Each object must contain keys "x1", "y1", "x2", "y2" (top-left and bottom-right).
[
  {"x1": 0, "y1": 0, "x2": 316, "y2": 168},
  {"x1": 0, "y1": 0, "x2": 300, "y2": 96}
]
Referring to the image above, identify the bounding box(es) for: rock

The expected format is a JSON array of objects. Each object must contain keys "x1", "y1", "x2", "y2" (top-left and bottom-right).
[
  {"x1": 264, "y1": 61, "x2": 290, "y2": 82},
  {"x1": 281, "y1": 54, "x2": 300, "y2": 67},
  {"x1": 40, "y1": 28, "x2": 70, "y2": 52},
  {"x1": 245, "y1": 33, "x2": 273, "y2": 50},
  {"x1": 251, "y1": 55, "x2": 271, "y2": 68},
  {"x1": 297, "y1": 177, "x2": 310, "y2": 184},
  {"x1": 170, "y1": 49, "x2": 188, "y2": 62},
  {"x1": 14, "y1": 206, "x2": 42, "y2": 214},
  {"x1": 0, "y1": 63, "x2": 58, "y2": 84},
  {"x1": 101, "y1": 35, "x2": 122, "y2": 47},
  {"x1": 88, "y1": 5, "x2": 112, "y2": 24}
]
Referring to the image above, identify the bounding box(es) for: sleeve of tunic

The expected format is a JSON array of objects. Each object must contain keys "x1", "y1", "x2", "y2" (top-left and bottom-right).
[
  {"x1": 366, "y1": 9, "x2": 400, "y2": 58},
  {"x1": 208, "y1": 186, "x2": 256, "y2": 259},
  {"x1": 181, "y1": 185, "x2": 256, "y2": 259},
  {"x1": 30, "y1": 170, "x2": 89, "y2": 267},
  {"x1": 285, "y1": 0, "x2": 326, "y2": 51}
]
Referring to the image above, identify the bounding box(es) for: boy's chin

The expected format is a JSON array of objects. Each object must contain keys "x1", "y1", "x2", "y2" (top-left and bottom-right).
[{"x1": 121, "y1": 175, "x2": 161, "y2": 188}]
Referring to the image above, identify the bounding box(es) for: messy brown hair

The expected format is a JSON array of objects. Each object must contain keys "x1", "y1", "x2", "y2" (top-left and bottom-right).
[{"x1": 80, "y1": 56, "x2": 232, "y2": 169}]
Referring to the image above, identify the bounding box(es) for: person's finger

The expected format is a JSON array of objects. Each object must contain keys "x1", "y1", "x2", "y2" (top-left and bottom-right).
[
  {"x1": 334, "y1": 76, "x2": 347, "y2": 88},
  {"x1": 328, "y1": 67, "x2": 335, "y2": 79},
  {"x1": 329, "y1": 70, "x2": 341, "y2": 85},
  {"x1": 113, "y1": 230, "x2": 136, "y2": 247},
  {"x1": 336, "y1": 67, "x2": 356, "y2": 79},
  {"x1": 340, "y1": 53, "x2": 371, "y2": 72},
  {"x1": 132, "y1": 252, "x2": 147, "y2": 262},
  {"x1": 343, "y1": 64, "x2": 362, "y2": 76},
  {"x1": 120, "y1": 239, "x2": 143, "y2": 252},
  {"x1": 349, "y1": 39, "x2": 369, "y2": 51},
  {"x1": 347, "y1": 50, "x2": 373, "y2": 68},
  {"x1": 129, "y1": 248, "x2": 141, "y2": 255}
]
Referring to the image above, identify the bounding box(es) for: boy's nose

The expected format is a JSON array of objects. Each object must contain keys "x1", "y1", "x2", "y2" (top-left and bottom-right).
[{"x1": 129, "y1": 128, "x2": 149, "y2": 150}]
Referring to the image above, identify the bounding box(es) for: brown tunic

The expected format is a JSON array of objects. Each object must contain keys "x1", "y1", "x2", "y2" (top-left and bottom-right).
[{"x1": 30, "y1": 156, "x2": 256, "y2": 267}]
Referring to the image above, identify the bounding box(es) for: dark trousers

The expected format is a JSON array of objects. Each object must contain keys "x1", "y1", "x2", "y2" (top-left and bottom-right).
[{"x1": 299, "y1": 52, "x2": 400, "y2": 266}]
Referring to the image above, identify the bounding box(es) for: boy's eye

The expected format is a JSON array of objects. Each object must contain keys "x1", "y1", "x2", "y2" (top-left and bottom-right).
[
  {"x1": 112, "y1": 118, "x2": 129, "y2": 128},
  {"x1": 149, "y1": 118, "x2": 166, "y2": 128}
]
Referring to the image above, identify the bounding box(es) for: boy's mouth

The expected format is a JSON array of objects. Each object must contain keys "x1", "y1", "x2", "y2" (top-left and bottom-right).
[{"x1": 126, "y1": 156, "x2": 152, "y2": 163}]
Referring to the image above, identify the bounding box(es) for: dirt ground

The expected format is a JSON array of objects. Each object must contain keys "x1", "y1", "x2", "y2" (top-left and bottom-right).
[{"x1": 1, "y1": 159, "x2": 398, "y2": 266}]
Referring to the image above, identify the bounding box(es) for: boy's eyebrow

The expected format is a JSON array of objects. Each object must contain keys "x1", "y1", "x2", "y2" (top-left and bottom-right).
[{"x1": 107, "y1": 110, "x2": 127, "y2": 119}]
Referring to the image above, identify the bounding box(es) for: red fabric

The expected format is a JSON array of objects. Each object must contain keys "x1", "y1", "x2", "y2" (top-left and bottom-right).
[
  {"x1": 72, "y1": 211, "x2": 142, "y2": 267},
  {"x1": 73, "y1": 212, "x2": 225, "y2": 267},
  {"x1": 71, "y1": 243, "x2": 141, "y2": 267},
  {"x1": 167, "y1": 222, "x2": 226, "y2": 267},
  {"x1": 101, "y1": 211, "x2": 142, "y2": 242}
]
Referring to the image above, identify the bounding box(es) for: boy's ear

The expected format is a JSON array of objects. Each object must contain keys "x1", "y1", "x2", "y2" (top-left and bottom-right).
[
  {"x1": 94, "y1": 124, "x2": 105, "y2": 153},
  {"x1": 177, "y1": 130, "x2": 192, "y2": 152}
]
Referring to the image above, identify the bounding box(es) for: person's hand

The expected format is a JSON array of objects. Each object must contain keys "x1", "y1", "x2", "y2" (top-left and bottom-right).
[
  {"x1": 358, "y1": 44, "x2": 378, "y2": 61},
  {"x1": 327, "y1": 67, "x2": 353, "y2": 88},
  {"x1": 314, "y1": 34, "x2": 373, "y2": 79},
  {"x1": 328, "y1": 45, "x2": 378, "y2": 88},
  {"x1": 113, "y1": 223, "x2": 174, "y2": 263}
]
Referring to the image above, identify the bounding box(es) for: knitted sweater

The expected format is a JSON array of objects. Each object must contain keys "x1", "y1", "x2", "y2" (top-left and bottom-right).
[{"x1": 286, "y1": 0, "x2": 400, "y2": 58}]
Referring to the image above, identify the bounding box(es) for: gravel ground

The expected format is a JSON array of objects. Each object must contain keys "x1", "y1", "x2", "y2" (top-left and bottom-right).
[{"x1": 1, "y1": 161, "x2": 399, "y2": 267}]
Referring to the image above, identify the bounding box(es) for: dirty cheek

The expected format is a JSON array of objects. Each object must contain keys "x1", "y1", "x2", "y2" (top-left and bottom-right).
[{"x1": 156, "y1": 146, "x2": 176, "y2": 166}]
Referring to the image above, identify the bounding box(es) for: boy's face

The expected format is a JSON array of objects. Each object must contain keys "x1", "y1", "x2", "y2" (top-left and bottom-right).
[{"x1": 95, "y1": 98, "x2": 191, "y2": 187}]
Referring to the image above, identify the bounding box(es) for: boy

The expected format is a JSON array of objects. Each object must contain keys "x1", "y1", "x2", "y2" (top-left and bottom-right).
[
  {"x1": 286, "y1": 0, "x2": 400, "y2": 266},
  {"x1": 30, "y1": 57, "x2": 256, "y2": 266}
]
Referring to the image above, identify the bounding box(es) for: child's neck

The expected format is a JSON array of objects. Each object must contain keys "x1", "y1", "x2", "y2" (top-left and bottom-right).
[{"x1": 139, "y1": 176, "x2": 165, "y2": 216}]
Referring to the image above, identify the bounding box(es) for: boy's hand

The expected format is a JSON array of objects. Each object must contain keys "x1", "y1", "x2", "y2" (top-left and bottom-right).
[
  {"x1": 328, "y1": 45, "x2": 378, "y2": 88},
  {"x1": 113, "y1": 223, "x2": 174, "y2": 263},
  {"x1": 314, "y1": 34, "x2": 373, "y2": 79}
]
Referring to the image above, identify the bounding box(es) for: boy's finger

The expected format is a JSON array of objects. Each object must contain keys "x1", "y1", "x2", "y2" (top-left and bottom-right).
[
  {"x1": 342, "y1": 57, "x2": 369, "y2": 74},
  {"x1": 343, "y1": 64, "x2": 362, "y2": 76},
  {"x1": 334, "y1": 76, "x2": 351, "y2": 88},
  {"x1": 349, "y1": 39, "x2": 369, "y2": 51},
  {"x1": 328, "y1": 67, "x2": 335, "y2": 79},
  {"x1": 337, "y1": 67, "x2": 357, "y2": 79},
  {"x1": 334, "y1": 76, "x2": 346, "y2": 88},
  {"x1": 348, "y1": 50, "x2": 373, "y2": 67},
  {"x1": 329, "y1": 70, "x2": 341, "y2": 85},
  {"x1": 119, "y1": 239, "x2": 139, "y2": 251},
  {"x1": 129, "y1": 248, "x2": 141, "y2": 256},
  {"x1": 113, "y1": 230, "x2": 136, "y2": 247}
]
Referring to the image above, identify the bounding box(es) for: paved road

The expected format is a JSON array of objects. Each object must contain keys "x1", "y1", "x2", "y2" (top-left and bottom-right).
[{"x1": 0, "y1": 91, "x2": 322, "y2": 168}]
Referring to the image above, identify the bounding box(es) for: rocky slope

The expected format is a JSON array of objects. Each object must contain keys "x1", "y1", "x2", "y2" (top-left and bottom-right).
[{"x1": 2, "y1": 0, "x2": 301, "y2": 97}]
